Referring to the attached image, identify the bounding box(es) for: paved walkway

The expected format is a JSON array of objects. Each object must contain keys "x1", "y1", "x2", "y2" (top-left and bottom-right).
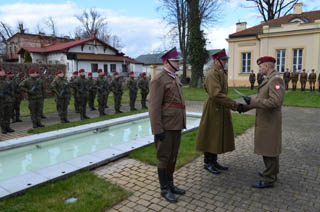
[{"x1": 93, "y1": 105, "x2": 320, "y2": 212}]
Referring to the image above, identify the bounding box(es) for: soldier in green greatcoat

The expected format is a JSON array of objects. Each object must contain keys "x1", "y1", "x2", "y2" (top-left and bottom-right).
[
  {"x1": 70, "y1": 71, "x2": 80, "y2": 113},
  {"x1": 95, "y1": 69, "x2": 109, "y2": 116},
  {"x1": 127, "y1": 71, "x2": 138, "y2": 111},
  {"x1": 138, "y1": 72, "x2": 149, "y2": 109},
  {"x1": 88, "y1": 72, "x2": 97, "y2": 111},
  {"x1": 0, "y1": 67, "x2": 15, "y2": 134},
  {"x1": 110, "y1": 72, "x2": 123, "y2": 113},
  {"x1": 19, "y1": 68, "x2": 45, "y2": 128},
  {"x1": 74, "y1": 69, "x2": 90, "y2": 120},
  {"x1": 51, "y1": 70, "x2": 71, "y2": 123}
]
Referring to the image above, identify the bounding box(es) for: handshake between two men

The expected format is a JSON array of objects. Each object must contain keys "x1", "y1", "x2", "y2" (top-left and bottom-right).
[{"x1": 234, "y1": 88, "x2": 251, "y2": 114}]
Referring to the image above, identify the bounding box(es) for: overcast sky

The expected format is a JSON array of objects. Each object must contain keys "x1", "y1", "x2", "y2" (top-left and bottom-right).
[{"x1": 0, "y1": 0, "x2": 318, "y2": 58}]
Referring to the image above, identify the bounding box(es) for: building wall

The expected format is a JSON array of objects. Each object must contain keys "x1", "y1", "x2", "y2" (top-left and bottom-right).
[{"x1": 68, "y1": 40, "x2": 116, "y2": 55}]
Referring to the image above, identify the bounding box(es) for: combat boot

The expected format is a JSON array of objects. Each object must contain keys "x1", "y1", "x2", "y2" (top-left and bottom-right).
[
  {"x1": 16, "y1": 117, "x2": 23, "y2": 122},
  {"x1": 6, "y1": 126, "x2": 15, "y2": 133},
  {"x1": 37, "y1": 123, "x2": 45, "y2": 127},
  {"x1": 32, "y1": 122, "x2": 38, "y2": 128},
  {"x1": 168, "y1": 172, "x2": 185, "y2": 195},
  {"x1": 1, "y1": 127, "x2": 7, "y2": 134},
  {"x1": 213, "y1": 161, "x2": 229, "y2": 170},
  {"x1": 64, "y1": 118, "x2": 70, "y2": 123},
  {"x1": 158, "y1": 168, "x2": 177, "y2": 203}
]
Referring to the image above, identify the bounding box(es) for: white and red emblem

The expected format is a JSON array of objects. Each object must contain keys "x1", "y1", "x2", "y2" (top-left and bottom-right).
[{"x1": 275, "y1": 84, "x2": 281, "y2": 90}]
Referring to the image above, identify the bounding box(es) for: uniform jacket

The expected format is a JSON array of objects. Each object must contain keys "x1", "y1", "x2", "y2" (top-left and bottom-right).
[
  {"x1": 19, "y1": 77, "x2": 44, "y2": 100},
  {"x1": 138, "y1": 78, "x2": 149, "y2": 94},
  {"x1": 283, "y1": 72, "x2": 291, "y2": 82},
  {"x1": 300, "y1": 72, "x2": 307, "y2": 82},
  {"x1": 0, "y1": 76, "x2": 13, "y2": 104},
  {"x1": 88, "y1": 78, "x2": 97, "y2": 92},
  {"x1": 127, "y1": 78, "x2": 138, "y2": 94},
  {"x1": 249, "y1": 73, "x2": 256, "y2": 83},
  {"x1": 291, "y1": 72, "x2": 299, "y2": 82},
  {"x1": 110, "y1": 78, "x2": 123, "y2": 96},
  {"x1": 308, "y1": 73, "x2": 316, "y2": 82},
  {"x1": 74, "y1": 76, "x2": 89, "y2": 97},
  {"x1": 244, "y1": 71, "x2": 285, "y2": 157},
  {"x1": 195, "y1": 63, "x2": 237, "y2": 154},
  {"x1": 50, "y1": 76, "x2": 71, "y2": 99},
  {"x1": 95, "y1": 76, "x2": 109, "y2": 95},
  {"x1": 148, "y1": 69, "x2": 186, "y2": 135}
]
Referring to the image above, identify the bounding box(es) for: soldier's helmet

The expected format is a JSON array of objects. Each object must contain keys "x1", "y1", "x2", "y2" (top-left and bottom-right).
[
  {"x1": 212, "y1": 49, "x2": 229, "y2": 61},
  {"x1": 161, "y1": 47, "x2": 182, "y2": 62}
]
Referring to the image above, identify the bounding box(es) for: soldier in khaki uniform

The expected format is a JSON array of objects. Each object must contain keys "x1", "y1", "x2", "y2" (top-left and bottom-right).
[
  {"x1": 138, "y1": 72, "x2": 149, "y2": 109},
  {"x1": 19, "y1": 69, "x2": 45, "y2": 128},
  {"x1": 249, "y1": 70, "x2": 256, "y2": 90},
  {"x1": 74, "y1": 69, "x2": 90, "y2": 120},
  {"x1": 149, "y1": 47, "x2": 186, "y2": 203},
  {"x1": 283, "y1": 68, "x2": 291, "y2": 90},
  {"x1": 110, "y1": 72, "x2": 123, "y2": 113},
  {"x1": 88, "y1": 72, "x2": 97, "y2": 111},
  {"x1": 308, "y1": 69, "x2": 316, "y2": 92},
  {"x1": 240, "y1": 56, "x2": 285, "y2": 188},
  {"x1": 291, "y1": 68, "x2": 299, "y2": 91},
  {"x1": 70, "y1": 71, "x2": 80, "y2": 113},
  {"x1": 127, "y1": 71, "x2": 138, "y2": 111},
  {"x1": 300, "y1": 69, "x2": 307, "y2": 91},
  {"x1": 51, "y1": 70, "x2": 71, "y2": 123},
  {"x1": 196, "y1": 49, "x2": 240, "y2": 175},
  {"x1": 257, "y1": 71, "x2": 264, "y2": 86},
  {"x1": 0, "y1": 67, "x2": 15, "y2": 134},
  {"x1": 95, "y1": 69, "x2": 108, "y2": 116}
]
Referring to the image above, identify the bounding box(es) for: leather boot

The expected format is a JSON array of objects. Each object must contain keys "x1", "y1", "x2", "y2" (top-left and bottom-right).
[
  {"x1": 16, "y1": 118, "x2": 23, "y2": 122},
  {"x1": 6, "y1": 126, "x2": 15, "y2": 133},
  {"x1": 32, "y1": 122, "x2": 38, "y2": 128},
  {"x1": 1, "y1": 127, "x2": 7, "y2": 134},
  {"x1": 37, "y1": 122, "x2": 45, "y2": 127},
  {"x1": 168, "y1": 172, "x2": 185, "y2": 195},
  {"x1": 64, "y1": 118, "x2": 70, "y2": 123},
  {"x1": 158, "y1": 168, "x2": 177, "y2": 203},
  {"x1": 213, "y1": 161, "x2": 229, "y2": 170}
]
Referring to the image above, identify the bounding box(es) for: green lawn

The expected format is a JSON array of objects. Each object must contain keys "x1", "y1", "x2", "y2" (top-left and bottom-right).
[
  {"x1": 283, "y1": 91, "x2": 320, "y2": 108},
  {"x1": 129, "y1": 113, "x2": 256, "y2": 169},
  {"x1": 0, "y1": 171, "x2": 131, "y2": 212}
]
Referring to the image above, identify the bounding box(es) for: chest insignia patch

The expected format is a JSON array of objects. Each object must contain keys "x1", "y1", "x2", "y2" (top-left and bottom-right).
[{"x1": 275, "y1": 84, "x2": 281, "y2": 90}]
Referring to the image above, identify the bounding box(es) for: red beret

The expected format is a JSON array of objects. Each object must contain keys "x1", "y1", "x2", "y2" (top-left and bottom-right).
[
  {"x1": 113, "y1": 72, "x2": 119, "y2": 76},
  {"x1": 212, "y1": 49, "x2": 228, "y2": 60},
  {"x1": 7, "y1": 70, "x2": 13, "y2": 75},
  {"x1": 56, "y1": 70, "x2": 62, "y2": 75},
  {"x1": 29, "y1": 68, "x2": 36, "y2": 75},
  {"x1": 97, "y1": 69, "x2": 103, "y2": 73},
  {"x1": 257, "y1": 56, "x2": 276, "y2": 65},
  {"x1": 0, "y1": 66, "x2": 3, "y2": 71},
  {"x1": 79, "y1": 69, "x2": 85, "y2": 73},
  {"x1": 141, "y1": 72, "x2": 146, "y2": 76},
  {"x1": 129, "y1": 71, "x2": 134, "y2": 76},
  {"x1": 73, "y1": 71, "x2": 78, "y2": 75},
  {"x1": 88, "y1": 72, "x2": 92, "y2": 76},
  {"x1": 161, "y1": 47, "x2": 181, "y2": 62}
]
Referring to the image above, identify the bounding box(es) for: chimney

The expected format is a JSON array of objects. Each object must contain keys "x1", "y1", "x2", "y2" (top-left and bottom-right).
[
  {"x1": 39, "y1": 32, "x2": 45, "y2": 36},
  {"x1": 75, "y1": 36, "x2": 81, "y2": 41},
  {"x1": 236, "y1": 22, "x2": 247, "y2": 32},
  {"x1": 293, "y1": 2, "x2": 303, "y2": 14}
]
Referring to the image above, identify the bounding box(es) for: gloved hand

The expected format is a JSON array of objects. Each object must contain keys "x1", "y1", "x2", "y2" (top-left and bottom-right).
[
  {"x1": 237, "y1": 104, "x2": 244, "y2": 114},
  {"x1": 155, "y1": 132, "x2": 166, "y2": 141},
  {"x1": 243, "y1": 96, "x2": 251, "y2": 105}
]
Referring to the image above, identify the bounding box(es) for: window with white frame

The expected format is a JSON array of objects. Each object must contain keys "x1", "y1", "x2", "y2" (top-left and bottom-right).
[
  {"x1": 276, "y1": 49, "x2": 286, "y2": 72},
  {"x1": 292, "y1": 48, "x2": 303, "y2": 71},
  {"x1": 241, "y1": 52, "x2": 251, "y2": 73}
]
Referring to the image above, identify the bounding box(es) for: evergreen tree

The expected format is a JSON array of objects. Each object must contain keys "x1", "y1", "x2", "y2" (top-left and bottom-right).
[{"x1": 24, "y1": 51, "x2": 32, "y2": 63}]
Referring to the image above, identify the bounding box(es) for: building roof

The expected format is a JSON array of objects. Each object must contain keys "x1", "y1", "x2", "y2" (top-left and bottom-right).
[
  {"x1": 75, "y1": 53, "x2": 143, "y2": 64},
  {"x1": 17, "y1": 34, "x2": 121, "y2": 55},
  {"x1": 229, "y1": 9, "x2": 320, "y2": 38},
  {"x1": 7, "y1": 32, "x2": 74, "y2": 42}
]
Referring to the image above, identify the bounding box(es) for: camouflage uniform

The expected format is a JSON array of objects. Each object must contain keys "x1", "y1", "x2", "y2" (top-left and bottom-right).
[
  {"x1": 88, "y1": 77, "x2": 97, "y2": 110},
  {"x1": 19, "y1": 76, "x2": 45, "y2": 128},
  {"x1": 110, "y1": 77, "x2": 123, "y2": 113},
  {"x1": 74, "y1": 75, "x2": 90, "y2": 120},
  {"x1": 0, "y1": 75, "x2": 14, "y2": 133},
  {"x1": 51, "y1": 76, "x2": 71, "y2": 123},
  {"x1": 127, "y1": 77, "x2": 138, "y2": 111},
  {"x1": 95, "y1": 75, "x2": 109, "y2": 116},
  {"x1": 70, "y1": 75, "x2": 80, "y2": 113},
  {"x1": 138, "y1": 77, "x2": 149, "y2": 109},
  {"x1": 8, "y1": 75, "x2": 23, "y2": 122}
]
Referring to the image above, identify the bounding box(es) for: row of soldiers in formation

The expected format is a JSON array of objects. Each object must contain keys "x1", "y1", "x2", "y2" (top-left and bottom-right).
[
  {"x1": 0, "y1": 66, "x2": 149, "y2": 134},
  {"x1": 249, "y1": 68, "x2": 320, "y2": 91}
]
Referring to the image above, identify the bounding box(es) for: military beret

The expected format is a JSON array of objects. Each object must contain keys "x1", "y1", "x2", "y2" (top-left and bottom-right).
[
  {"x1": 97, "y1": 69, "x2": 103, "y2": 73},
  {"x1": 141, "y1": 72, "x2": 146, "y2": 76},
  {"x1": 212, "y1": 49, "x2": 229, "y2": 60},
  {"x1": 161, "y1": 47, "x2": 182, "y2": 62},
  {"x1": 257, "y1": 56, "x2": 276, "y2": 65},
  {"x1": 79, "y1": 69, "x2": 85, "y2": 73},
  {"x1": 73, "y1": 71, "x2": 78, "y2": 75},
  {"x1": 7, "y1": 70, "x2": 13, "y2": 75},
  {"x1": 29, "y1": 68, "x2": 37, "y2": 75},
  {"x1": 129, "y1": 71, "x2": 134, "y2": 76},
  {"x1": 113, "y1": 72, "x2": 119, "y2": 76},
  {"x1": 88, "y1": 72, "x2": 92, "y2": 76},
  {"x1": 0, "y1": 66, "x2": 3, "y2": 71}
]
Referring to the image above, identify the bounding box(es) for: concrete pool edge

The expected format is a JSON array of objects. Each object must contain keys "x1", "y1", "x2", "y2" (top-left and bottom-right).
[{"x1": 0, "y1": 112, "x2": 202, "y2": 200}]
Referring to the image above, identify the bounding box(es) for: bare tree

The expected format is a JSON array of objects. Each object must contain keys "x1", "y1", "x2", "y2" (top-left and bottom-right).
[
  {"x1": 45, "y1": 17, "x2": 57, "y2": 36},
  {"x1": 245, "y1": 0, "x2": 299, "y2": 22},
  {"x1": 17, "y1": 21, "x2": 27, "y2": 34},
  {"x1": 0, "y1": 21, "x2": 13, "y2": 54}
]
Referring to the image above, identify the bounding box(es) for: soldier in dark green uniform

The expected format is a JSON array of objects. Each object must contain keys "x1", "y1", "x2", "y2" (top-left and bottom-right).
[
  {"x1": 291, "y1": 68, "x2": 299, "y2": 91},
  {"x1": 110, "y1": 72, "x2": 123, "y2": 113},
  {"x1": 138, "y1": 72, "x2": 149, "y2": 109},
  {"x1": 0, "y1": 67, "x2": 15, "y2": 134},
  {"x1": 88, "y1": 72, "x2": 97, "y2": 111},
  {"x1": 19, "y1": 68, "x2": 45, "y2": 128},
  {"x1": 39, "y1": 69, "x2": 47, "y2": 119},
  {"x1": 249, "y1": 70, "x2": 256, "y2": 90},
  {"x1": 51, "y1": 70, "x2": 71, "y2": 123},
  {"x1": 257, "y1": 72, "x2": 264, "y2": 86},
  {"x1": 105, "y1": 75, "x2": 112, "y2": 108},
  {"x1": 127, "y1": 71, "x2": 138, "y2": 111},
  {"x1": 308, "y1": 69, "x2": 316, "y2": 92},
  {"x1": 70, "y1": 71, "x2": 80, "y2": 113},
  {"x1": 74, "y1": 69, "x2": 90, "y2": 120},
  {"x1": 7, "y1": 71, "x2": 22, "y2": 123},
  {"x1": 283, "y1": 68, "x2": 291, "y2": 90},
  {"x1": 300, "y1": 69, "x2": 307, "y2": 91},
  {"x1": 95, "y1": 69, "x2": 108, "y2": 116}
]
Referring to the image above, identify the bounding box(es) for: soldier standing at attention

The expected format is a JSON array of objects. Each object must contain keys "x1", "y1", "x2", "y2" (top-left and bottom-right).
[
  {"x1": 105, "y1": 75, "x2": 112, "y2": 108},
  {"x1": 7, "y1": 70, "x2": 22, "y2": 123},
  {"x1": 95, "y1": 69, "x2": 108, "y2": 116},
  {"x1": 257, "y1": 71, "x2": 264, "y2": 86},
  {"x1": 0, "y1": 67, "x2": 15, "y2": 134},
  {"x1": 240, "y1": 56, "x2": 285, "y2": 188},
  {"x1": 138, "y1": 72, "x2": 149, "y2": 109},
  {"x1": 39, "y1": 69, "x2": 47, "y2": 119},
  {"x1": 70, "y1": 71, "x2": 80, "y2": 113},
  {"x1": 75, "y1": 69, "x2": 90, "y2": 120},
  {"x1": 50, "y1": 70, "x2": 71, "y2": 123},
  {"x1": 110, "y1": 72, "x2": 123, "y2": 113},
  {"x1": 127, "y1": 71, "x2": 138, "y2": 111},
  {"x1": 195, "y1": 49, "x2": 240, "y2": 175},
  {"x1": 19, "y1": 68, "x2": 45, "y2": 128},
  {"x1": 283, "y1": 68, "x2": 291, "y2": 91},
  {"x1": 308, "y1": 69, "x2": 316, "y2": 92},
  {"x1": 291, "y1": 68, "x2": 299, "y2": 91},
  {"x1": 149, "y1": 47, "x2": 186, "y2": 203},
  {"x1": 300, "y1": 69, "x2": 307, "y2": 91},
  {"x1": 88, "y1": 72, "x2": 97, "y2": 111},
  {"x1": 249, "y1": 70, "x2": 256, "y2": 90}
]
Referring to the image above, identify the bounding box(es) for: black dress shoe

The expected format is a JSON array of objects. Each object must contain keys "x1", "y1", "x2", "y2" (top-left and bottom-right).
[
  {"x1": 213, "y1": 161, "x2": 229, "y2": 170},
  {"x1": 83, "y1": 116, "x2": 90, "y2": 119},
  {"x1": 16, "y1": 118, "x2": 23, "y2": 122},
  {"x1": 41, "y1": 115, "x2": 47, "y2": 119},
  {"x1": 252, "y1": 180, "x2": 273, "y2": 188},
  {"x1": 204, "y1": 163, "x2": 221, "y2": 174},
  {"x1": 37, "y1": 123, "x2": 45, "y2": 127},
  {"x1": 258, "y1": 171, "x2": 277, "y2": 181},
  {"x1": 105, "y1": 105, "x2": 109, "y2": 108},
  {"x1": 1, "y1": 128, "x2": 7, "y2": 134},
  {"x1": 6, "y1": 127, "x2": 15, "y2": 133}
]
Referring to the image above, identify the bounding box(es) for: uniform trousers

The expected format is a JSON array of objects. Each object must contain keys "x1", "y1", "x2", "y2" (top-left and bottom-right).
[
  {"x1": 141, "y1": 92, "x2": 148, "y2": 108},
  {"x1": 113, "y1": 92, "x2": 122, "y2": 112},
  {"x1": 300, "y1": 81, "x2": 306, "y2": 91},
  {"x1": 0, "y1": 102, "x2": 11, "y2": 128},
  {"x1": 73, "y1": 92, "x2": 79, "y2": 112},
  {"x1": 262, "y1": 156, "x2": 279, "y2": 185},
  {"x1": 129, "y1": 91, "x2": 137, "y2": 110},
  {"x1": 28, "y1": 99, "x2": 42, "y2": 124},
  {"x1": 97, "y1": 93, "x2": 107, "y2": 114},
  {"x1": 154, "y1": 130, "x2": 181, "y2": 172},
  {"x1": 250, "y1": 82, "x2": 254, "y2": 90},
  {"x1": 56, "y1": 97, "x2": 70, "y2": 120},
  {"x1": 309, "y1": 81, "x2": 315, "y2": 91},
  {"x1": 78, "y1": 94, "x2": 88, "y2": 117},
  {"x1": 284, "y1": 80, "x2": 290, "y2": 90},
  {"x1": 88, "y1": 90, "x2": 96, "y2": 109}
]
